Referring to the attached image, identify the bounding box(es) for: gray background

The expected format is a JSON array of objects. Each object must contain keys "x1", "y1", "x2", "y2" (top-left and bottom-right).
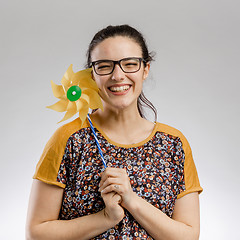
[{"x1": 1, "y1": 0, "x2": 239, "y2": 239}]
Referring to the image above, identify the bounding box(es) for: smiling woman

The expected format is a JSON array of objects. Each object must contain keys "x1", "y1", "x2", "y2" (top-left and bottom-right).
[
  {"x1": 86, "y1": 25, "x2": 156, "y2": 121},
  {"x1": 89, "y1": 35, "x2": 150, "y2": 112},
  {"x1": 26, "y1": 25, "x2": 203, "y2": 240}
]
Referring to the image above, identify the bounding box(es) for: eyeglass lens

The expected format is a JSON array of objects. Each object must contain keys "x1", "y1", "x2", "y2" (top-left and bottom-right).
[{"x1": 94, "y1": 58, "x2": 141, "y2": 75}]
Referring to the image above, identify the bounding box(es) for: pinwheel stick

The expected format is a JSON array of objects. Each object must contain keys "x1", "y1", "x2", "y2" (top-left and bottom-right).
[{"x1": 87, "y1": 114, "x2": 107, "y2": 169}]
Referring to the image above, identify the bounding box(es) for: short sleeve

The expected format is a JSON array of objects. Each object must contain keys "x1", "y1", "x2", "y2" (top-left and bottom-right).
[
  {"x1": 157, "y1": 122, "x2": 203, "y2": 199},
  {"x1": 177, "y1": 134, "x2": 203, "y2": 199},
  {"x1": 33, "y1": 118, "x2": 85, "y2": 188},
  {"x1": 56, "y1": 137, "x2": 72, "y2": 186}
]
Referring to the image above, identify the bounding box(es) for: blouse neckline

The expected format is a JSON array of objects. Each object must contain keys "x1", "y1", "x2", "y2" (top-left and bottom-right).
[{"x1": 87, "y1": 117, "x2": 158, "y2": 148}]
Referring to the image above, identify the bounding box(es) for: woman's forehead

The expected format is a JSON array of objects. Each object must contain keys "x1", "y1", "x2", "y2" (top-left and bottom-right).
[{"x1": 91, "y1": 36, "x2": 142, "y2": 60}]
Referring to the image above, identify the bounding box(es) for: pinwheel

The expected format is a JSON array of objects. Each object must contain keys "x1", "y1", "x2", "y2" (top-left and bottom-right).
[{"x1": 47, "y1": 64, "x2": 103, "y2": 124}]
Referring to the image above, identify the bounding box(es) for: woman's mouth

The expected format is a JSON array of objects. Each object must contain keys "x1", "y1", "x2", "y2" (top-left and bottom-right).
[{"x1": 108, "y1": 85, "x2": 130, "y2": 93}]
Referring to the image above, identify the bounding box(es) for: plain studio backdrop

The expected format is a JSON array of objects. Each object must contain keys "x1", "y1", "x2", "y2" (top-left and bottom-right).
[{"x1": 1, "y1": 0, "x2": 239, "y2": 239}]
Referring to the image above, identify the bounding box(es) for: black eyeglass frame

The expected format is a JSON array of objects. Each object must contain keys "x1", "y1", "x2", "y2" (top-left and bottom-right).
[{"x1": 90, "y1": 57, "x2": 146, "y2": 76}]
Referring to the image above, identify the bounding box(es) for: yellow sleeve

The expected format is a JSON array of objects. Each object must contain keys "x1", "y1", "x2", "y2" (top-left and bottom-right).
[
  {"x1": 33, "y1": 118, "x2": 87, "y2": 188},
  {"x1": 176, "y1": 133, "x2": 203, "y2": 199},
  {"x1": 157, "y1": 123, "x2": 203, "y2": 199}
]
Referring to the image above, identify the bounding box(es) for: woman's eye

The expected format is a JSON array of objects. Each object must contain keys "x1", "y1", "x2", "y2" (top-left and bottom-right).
[
  {"x1": 126, "y1": 63, "x2": 137, "y2": 66},
  {"x1": 123, "y1": 62, "x2": 138, "y2": 68},
  {"x1": 97, "y1": 64, "x2": 111, "y2": 70}
]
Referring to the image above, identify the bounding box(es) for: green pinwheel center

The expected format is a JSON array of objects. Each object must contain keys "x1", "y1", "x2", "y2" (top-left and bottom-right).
[{"x1": 67, "y1": 85, "x2": 82, "y2": 102}]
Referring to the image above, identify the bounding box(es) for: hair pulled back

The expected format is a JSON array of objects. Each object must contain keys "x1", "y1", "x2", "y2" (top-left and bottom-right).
[{"x1": 86, "y1": 24, "x2": 157, "y2": 121}]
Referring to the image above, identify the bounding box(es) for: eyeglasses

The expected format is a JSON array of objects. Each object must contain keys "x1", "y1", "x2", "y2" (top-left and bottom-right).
[{"x1": 91, "y1": 57, "x2": 146, "y2": 76}]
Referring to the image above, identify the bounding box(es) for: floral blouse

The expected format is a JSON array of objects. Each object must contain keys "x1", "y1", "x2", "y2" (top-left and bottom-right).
[{"x1": 34, "y1": 118, "x2": 202, "y2": 239}]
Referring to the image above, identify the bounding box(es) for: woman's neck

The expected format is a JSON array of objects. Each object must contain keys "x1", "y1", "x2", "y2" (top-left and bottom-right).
[
  {"x1": 90, "y1": 108, "x2": 155, "y2": 145},
  {"x1": 91, "y1": 106, "x2": 142, "y2": 128}
]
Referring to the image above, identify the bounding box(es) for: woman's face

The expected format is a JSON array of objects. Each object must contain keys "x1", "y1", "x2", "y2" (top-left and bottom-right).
[{"x1": 91, "y1": 36, "x2": 150, "y2": 112}]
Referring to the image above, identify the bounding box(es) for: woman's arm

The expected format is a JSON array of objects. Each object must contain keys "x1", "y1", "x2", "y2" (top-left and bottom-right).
[
  {"x1": 99, "y1": 168, "x2": 200, "y2": 240},
  {"x1": 127, "y1": 192, "x2": 200, "y2": 240},
  {"x1": 26, "y1": 179, "x2": 124, "y2": 240}
]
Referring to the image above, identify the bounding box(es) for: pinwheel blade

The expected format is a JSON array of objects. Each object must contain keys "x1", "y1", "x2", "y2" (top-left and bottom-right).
[
  {"x1": 66, "y1": 101, "x2": 76, "y2": 111},
  {"x1": 50, "y1": 80, "x2": 65, "y2": 98},
  {"x1": 79, "y1": 102, "x2": 90, "y2": 123},
  {"x1": 80, "y1": 93, "x2": 90, "y2": 105},
  {"x1": 47, "y1": 99, "x2": 68, "y2": 112},
  {"x1": 58, "y1": 101, "x2": 77, "y2": 123},
  {"x1": 73, "y1": 69, "x2": 99, "y2": 91},
  {"x1": 82, "y1": 89, "x2": 103, "y2": 110},
  {"x1": 75, "y1": 98, "x2": 85, "y2": 112},
  {"x1": 61, "y1": 64, "x2": 75, "y2": 89}
]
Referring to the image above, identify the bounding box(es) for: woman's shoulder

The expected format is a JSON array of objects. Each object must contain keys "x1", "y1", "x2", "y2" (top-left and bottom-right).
[
  {"x1": 155, "y1": 122, "x2": 189, "y2": 145},
  {"x1": 51, "y1": 118, "x2": 89, "y2": 142},
  {"x1": 42, "y1": 118, "x2": 90, "y2": 153},
  {"x1": 33, "y1": 118, "x2": 89, "y2": 187}
]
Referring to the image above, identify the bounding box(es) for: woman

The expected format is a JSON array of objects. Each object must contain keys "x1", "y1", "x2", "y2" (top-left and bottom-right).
[{"x1": 26, "y1": 25, "x2": 203, "y2": 240}]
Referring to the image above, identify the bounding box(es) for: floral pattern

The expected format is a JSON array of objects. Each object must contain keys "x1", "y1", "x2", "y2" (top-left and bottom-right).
[{"x1": 57, "y1": 125, "x2": 185, "y2": 239}]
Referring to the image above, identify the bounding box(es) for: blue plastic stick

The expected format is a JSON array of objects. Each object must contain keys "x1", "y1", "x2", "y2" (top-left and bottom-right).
[{"x1": 87, "y1": 114, "x2": 107, "y2": 169}]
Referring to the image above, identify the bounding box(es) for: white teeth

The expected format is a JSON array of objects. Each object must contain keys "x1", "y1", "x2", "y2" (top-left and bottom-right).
[{"x1": 109, "y1": 85, "x2": 130, "y2": 92}]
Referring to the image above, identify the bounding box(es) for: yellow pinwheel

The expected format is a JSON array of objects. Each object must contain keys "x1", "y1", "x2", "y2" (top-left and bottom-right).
[{"x1": 47, "y1": 64, "x2": 103, "y2": 124}]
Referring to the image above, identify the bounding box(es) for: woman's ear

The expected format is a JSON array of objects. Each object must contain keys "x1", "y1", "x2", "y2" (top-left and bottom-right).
[
  {"x1": 143, "y1": 62, "x2": 150, "y2": 81},
  {"x1": 91, "y1": 70, "x2": 95, "y2": 81}
]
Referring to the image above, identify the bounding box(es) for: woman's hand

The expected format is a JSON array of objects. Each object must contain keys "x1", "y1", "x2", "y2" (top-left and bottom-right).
[
  {"x1": 101, "y1": 190, "x2": 125, "y2": 225},
  {"x1": 99, "y1": 167, "x2": 137, "y2": 210}
]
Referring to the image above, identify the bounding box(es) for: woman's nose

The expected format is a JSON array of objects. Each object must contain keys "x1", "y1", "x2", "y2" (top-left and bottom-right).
[{"x1": 111, "y1": 64, "x2": 125, "y2": 81}]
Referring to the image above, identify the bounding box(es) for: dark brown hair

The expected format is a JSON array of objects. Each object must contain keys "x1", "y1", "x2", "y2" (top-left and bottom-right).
[{"x1": 86, "y1": 24, "x2": 157, "y2": 121}]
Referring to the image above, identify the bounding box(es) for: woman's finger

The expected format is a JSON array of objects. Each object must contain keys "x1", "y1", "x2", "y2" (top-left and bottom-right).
[
  {"x1": 112, "y1": 192, "x2": 122, "y2": 204},
  {"x1": 101, "y1": 184, "x2": 122, "y2": 194},
  {"x1": 100, "y1": 168, "x2": 127, "y2": 187},
  {"x1": 99, "y1": 177, "x2": 121, "y2": 192}
]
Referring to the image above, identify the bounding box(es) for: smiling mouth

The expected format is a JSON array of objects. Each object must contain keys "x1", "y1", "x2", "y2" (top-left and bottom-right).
[{"x1": 108, "y1": 85, "x2": 130, "y2": 92}]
